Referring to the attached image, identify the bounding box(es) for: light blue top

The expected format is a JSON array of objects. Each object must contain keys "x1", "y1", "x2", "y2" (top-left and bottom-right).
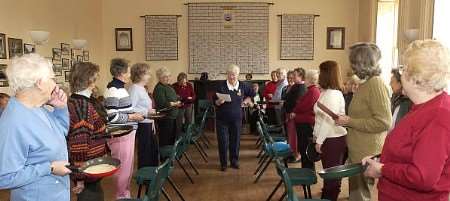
[
  {"x1": 128, "y1": 84, "x2": 152, "y2": 116},
  {"x1": 0, "y1": 98, "x2": 70, "y2": 201},
  {"x1": 273, "y1": 79, "x2": 288, "y2": 101},
  {"x1": 0, "y1": 108, "x2": 3, "y2": 117}
]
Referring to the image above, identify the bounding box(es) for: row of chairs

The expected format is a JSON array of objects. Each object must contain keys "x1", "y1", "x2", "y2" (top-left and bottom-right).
[{"x1": 124, "y1": 100, "x2": 214, "y2": 201}]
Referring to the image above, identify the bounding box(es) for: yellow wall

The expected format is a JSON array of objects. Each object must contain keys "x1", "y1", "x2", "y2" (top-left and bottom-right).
[
  {"x1": 101, "y1": 0, "x2": 360, "y2": 90},
  {"x1": 0, "y1": 0, "x2": 103, "y2": 94}
]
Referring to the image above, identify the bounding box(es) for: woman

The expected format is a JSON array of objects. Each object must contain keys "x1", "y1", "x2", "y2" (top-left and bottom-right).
[
  {"x1": 343, "y1": 76, "x2": 359, "y2": 114},
  {"x1": 263, "y1": 70, "x2": 278, "y2": 124},
  {"x1": 284, "y1": 68, "x2": 306, "y2": 163},
  {"x1": 390, "y1": 68, "x2": 412, "y2": 127},
  {"x1": 103, "y1": 58, "x2": 144, "y2": 199},
  {"x1": 153, "y1": 67, "x2": 181, "y2": 146},
  {"x1": 290, "y1": 70, "x2": 320, "y2": 170},
  {"x1": 335, "y1": 43, "x2": 392, "y2": 201},
  {"x1": 363, "y1": 40, "x2": 450, "y2": 201},
  {"x1": 129, "y1": 63, "x2": 159, "y2": 168},
  {"x1": 173, "y1": 72, "x2": 196, "y2": 127},
  {"x1": 214, "y1": 64, "x2": 255, "y2": 171},
  {"x1": 67, "y1": 62, "x2": 108, "y2": 201},
  {"x1": 314, "y1": 61, "x2": 347, "y2": 201},
  {"x1": 0, "y1": 54, "x2": 71, "y2": 201}
]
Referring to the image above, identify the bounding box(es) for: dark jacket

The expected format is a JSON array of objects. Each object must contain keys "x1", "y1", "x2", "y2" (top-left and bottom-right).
[
  {"x1": 214, "y1": 81, "x2": 255, "y2": 122},
  {"x1": 282, "y1": 83, "x2": 306, "y2": 113},
  {"x1": 391, "y1": 94, "x2": 412, "y2": 126}
]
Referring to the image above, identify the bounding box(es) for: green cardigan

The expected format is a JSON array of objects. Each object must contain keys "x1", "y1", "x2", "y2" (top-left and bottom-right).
[
  {"x1": 153, "y1": 82, "x2": 179, "y2": 119},
  {"x1": 347, "y1": 76, "x2": 392, "y2": 162}
]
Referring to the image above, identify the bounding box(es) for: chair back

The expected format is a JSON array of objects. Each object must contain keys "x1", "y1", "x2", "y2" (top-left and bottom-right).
[
  {"x1": 145, "y1": 159, "x2": 171, "y2": 201},
  {"x1": 275, "y1": 159, "x2": 299, "y2": 201},
  {"x1": 178, "y1": 124, "x2": 194, "y2": 156}
]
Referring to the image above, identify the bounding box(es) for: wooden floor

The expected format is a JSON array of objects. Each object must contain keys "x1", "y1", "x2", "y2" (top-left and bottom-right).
[{"x1": 0, "y1": 131, "x2": 379, "y2": 201}]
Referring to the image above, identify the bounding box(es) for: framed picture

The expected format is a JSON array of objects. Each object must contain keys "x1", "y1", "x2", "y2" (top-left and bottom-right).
[
  {"x1": 71, "y1": 48, "x2": 75, "y2": 60},
  {"x1": 83, "y1": 51, "x2": 89, "y2": 61},
  {"x1": 327, "y1": 27, "x2": 345, "y2": 50},
  {"x1": 0, "y1": 33, "x2": 6, "y2": 59},
  {"x1": 115, "y1": 28, "x2": 133, "y2": 51},
  {"x1": 52, "y1": 58, "x2": 61, "y2": 65},
  {"x1": 53, "y1": 64, "x2": 63, "y2": 76},
  {"x1": 61, "y1": 43, "x2": 70, "y2": 56},
  {"x1": 53, "y1": 48, "x2": 62, "y2": 60},
  {"x1": 24, "y1": 43, "x2": 35, "y2": 54},
  {"x1": 77, "y1": 55, "x2": 83, "y2": 62},
  {"x1": 8, "y1": 38, "x2": 23, "y2": 58},
  {"x1": 62, "y1": 58, "x2": 70, "y2": 69},
  {"x1": 64, "y1": 71, "x2": 71, "y2": 82},
  {"x1": 0, "y1": 64, "x2": 8, "y2": 87}
]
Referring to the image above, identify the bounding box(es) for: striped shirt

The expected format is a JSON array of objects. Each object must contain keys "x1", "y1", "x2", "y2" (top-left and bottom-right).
[{"x1": 104, "y1": 78, "x2": 134, "y2": 123}]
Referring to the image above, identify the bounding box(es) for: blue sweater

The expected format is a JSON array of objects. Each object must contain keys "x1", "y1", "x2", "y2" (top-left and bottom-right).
[
  {"x1": 214, "y1": 80, "x2": 255, "y2": 122},
  {"x1": 0, "y1": 98, "x2": 70, "y2": 201}
]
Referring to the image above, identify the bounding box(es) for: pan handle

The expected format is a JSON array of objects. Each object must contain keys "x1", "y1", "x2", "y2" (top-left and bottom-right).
[{"x1": 65, "y1": 165, "x2": 81, "y2": 173}]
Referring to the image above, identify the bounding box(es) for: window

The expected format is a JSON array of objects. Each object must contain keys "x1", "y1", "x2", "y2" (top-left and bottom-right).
[
  {"x1": 376, "y1": 0, "x2": 399, "y2": 84},
  {"x1": 433, "y1": 0, "x2": 450, "y2": 91}
]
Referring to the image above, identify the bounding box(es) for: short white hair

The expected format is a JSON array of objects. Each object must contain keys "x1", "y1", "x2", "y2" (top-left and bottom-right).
[
  {"x1": 305, "y1": 69, "x2": 319, "y2": 85},
  {"x1": 227, "y1": 64, "x2": 240, "y2": 74},
  {"x1": 6, "y1": 54, "x2": 54, "y2": 94},
  {"x1": 156, "y1": 67, "x2": 171, "y2": 80}
]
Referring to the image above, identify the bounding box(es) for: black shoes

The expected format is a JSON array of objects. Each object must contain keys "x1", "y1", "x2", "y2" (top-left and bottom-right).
[
  {"x1": 220, "y1": 166, "x2": 227, "y2": 171},
  {"x1": 231, "y1": 163, "x2": 240, "y2": 169}
]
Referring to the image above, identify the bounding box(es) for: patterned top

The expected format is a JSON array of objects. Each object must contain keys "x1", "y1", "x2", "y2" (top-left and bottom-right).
[
  {"x1": 104, "y1": 78, "x2": 134, "y2": 123},
  {"x1": 67, "y1": 94, "x2": 107, "y2": 181}
]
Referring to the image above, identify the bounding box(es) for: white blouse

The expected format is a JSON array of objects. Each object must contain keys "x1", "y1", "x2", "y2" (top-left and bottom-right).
[{"x1": 313, "y1": 89, "x2": 347, "y2": 145}]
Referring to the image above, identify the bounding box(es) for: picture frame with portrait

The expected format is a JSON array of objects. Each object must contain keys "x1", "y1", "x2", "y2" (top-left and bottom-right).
[
  {"x1": 62, "y1": 58, "x2": 70, "y2": 69},
  {"x1": 24, "y1": 43, "x2": 36, "y2": 54},
  {"x1": 0, "y1": 33, "x2": 6, "y2": 59},
  {"x1": 83, "y1": 50, "x2": 89, "y2": 61},
  {"x1": 326, "y1": 27, "x2": 345, "y2": 50},
  {"x1": 61, "y1": 43, "x2": 70, "y2": 56},
  {"x1": 53, "y1": 48, "x2": 62, "y2": 60},
  {"x1": 8, "y1": 38, "x2": 23, "y2": 58},
  {"x1": 64, "y1": 71, "x2": 71, "y2": 82},
  {"x1": 115, "y1": 28, "x2": 133, "y2": 51},
  {"x1": 0, "y1": 64, "x2": 8, "y2": 87}
]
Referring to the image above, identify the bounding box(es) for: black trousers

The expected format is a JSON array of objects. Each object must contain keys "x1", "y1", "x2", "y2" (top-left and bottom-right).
[
  {"x1": 296, "y1": 123, "x2": 315, "y2": 170},
  {"x1": 136, "y1": 122, "x2": 159, "y2": 168},
  {"x1": 157, "y1": 118, "x2": 177, "y2": 147},
  {"x1": 266, "y1": 108, "x2": 277, "y2": 125},
  {"x1": 216, "y1": 119, "x2": 242, "y2": 167},
  {"x1": 77, "y1": 180, "x2": 104, "y2": 201}
]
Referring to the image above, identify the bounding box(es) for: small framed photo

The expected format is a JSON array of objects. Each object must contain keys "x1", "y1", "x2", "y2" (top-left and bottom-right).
[
  {"x1": 8, "y1": 38, "x2": 23, "y2": 58},
  {"x1": 52, "y1": 58, "x2": 61, "y2": 65},
  {"x1": 62, "y1": 58, "x2": 70, "y2": 69},
  {"x1": 0, "y1": 33, "x2": 6, "y2": 59},
  {"x1": 115, "y1": 28, "x2": 133, "y2": 51},
  {"x1": 53, "y1": 48, "x2": 62, "y2": 60},
  {"x1": 24, "y1": 43, "x2": 36, "y2": 54},
  {"x1": 61, "y1": 43, "x2": 70, "y2": 56},
  {"x1": 64, "y1": 71, "x2": 71, "y2": 82},
  {"x1": 0, "y1": 64, "x2": 8, "y2": 87},
  {"x1": 83, "y1": 51, "x2": 89, "y2": 61},
  {"x1": 53, "y1": 64, "x2": 63, "y2": 76},
  {"x1": 77, "y1": 55, "x2": 83, "y2": 62},
  {"x1": 71, "y1": 48, "x2": 75, "y2": 60},
  {"x1": 327, "y1": 27, "x2": 345, "y2": 50}
]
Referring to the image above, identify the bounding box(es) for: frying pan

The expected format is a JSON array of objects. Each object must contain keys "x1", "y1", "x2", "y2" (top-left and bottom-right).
[
  {"x1": 157, "y1": 106, "x2": 176, "y2": 113},
  {"x1": 318, "y1": 154, "x2": 381, "y2": 180},
  {"x1": 305, "y1": 142, "x2": 321, "y2": 162},
  {"x1": 91, "y1": 125, "x2": 134, "y2": 139},
  {"x1": 66, "y1": 156, "x2": 121, "y2": 178}
]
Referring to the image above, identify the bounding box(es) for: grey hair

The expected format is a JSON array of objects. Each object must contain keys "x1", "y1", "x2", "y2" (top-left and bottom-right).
[
  {"x1": 305, "y1": 69, "x2": 319, "y2": 85},
  {"x1": 227, "y1": 64, "x2": 240, "y2": 74},
  {"x1": 156, "y1": 67, "x2": 171, "y2": 80},
  {"x1": 6, "y1": 54, "x2": 54, "y2": 94},
  {"x1": 349, "y1": 42, "x2": 382, "y2": 80}
]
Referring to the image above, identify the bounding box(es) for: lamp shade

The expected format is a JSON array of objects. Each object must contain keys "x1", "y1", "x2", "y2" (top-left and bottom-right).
[
  {"x1": 29, "y1": 30, "x2": 50, "y2": 45},
  {"x1": 72, "y1": 39, "x2": 87, "y2": 50}
]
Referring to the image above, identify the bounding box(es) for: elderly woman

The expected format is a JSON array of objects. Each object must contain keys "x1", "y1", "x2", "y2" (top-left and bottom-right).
[
  {"x1": 263, "y1": 70, "x2": 279, "y2": 124},
  {"x1": 214, "y1": 64, "x2": 255, "y2": 171},
  {"x1": 128, "y1": 63, "x2": 159, "y2": 168},
  {"x1": 335, "y1": 43, "x2": 392, "y2": 201},
  {"x1": 290, "y1": 70, "x2": 320, "y2": 170},
  {"x1": 389, "y1": 68, "x2": 412, "y2": 127},
  {"x1": 314, "y1": 61, "x2": 347, "y2": 201},
  {"x1": 0, "y1": 54, "x2": 71, "y2": 201},
  {"x1": 67, "y1": 62, "x2": 108, "y2": 201},
  {"x1": 172, "y1": 72, "x2": 196, "y2": 127},
  {"x1": 363, "y1": 40, "x2": 450, "y2": 201},
  {"x1": 104, "y1": 58, "x2": 144, "y2": 199},
  {"x1": 273, "y1": 68, "x2": 288, "y2": 124},
  {"x1": 153, "y1": 67, "x2": 181, "y2": 146}
]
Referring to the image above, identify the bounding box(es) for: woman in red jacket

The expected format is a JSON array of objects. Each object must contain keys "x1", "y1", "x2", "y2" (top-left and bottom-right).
[
  {"x1": 263, "y1": 70, "x2": 278, "y2": 124},
  {"x1": 363, "y1": 40, "x2": 450, "y2": 201},
  {"x1": 289, "y1": 69, "x2": 320, "y2": 170}
]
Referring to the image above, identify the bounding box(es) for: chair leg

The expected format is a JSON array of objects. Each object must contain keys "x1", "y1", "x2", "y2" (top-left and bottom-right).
[
  {"x1": 255, "y1": 137, "x2": 261, "y2": 145},
  {"x1": 254, "y1": 157, "x2": 273, "y2": 183},
  {"x1": 302, "y1": 185, "x2": 308, "y2": 198},
  {"x1": 266, "y1": 180, "x2": 283, "y2": 201},
  {"x1": 183, "y1": 152, "x2": 200, "y2": 175},
  {"x1": 277, "y1": 191, "x2": 286, "y2": 201},
  {"x1": 162, "y1": 187, "x2": 173, "y2": 201},
  {"x1": 307, "y1": 185, "x2": 312, "y2": 199},
  {"x1": 200, "y1": 135, "x2": 210, "y2": 149},
  {"x1": 258, "y1": 153, "x2": 268, "y2": 165},
  {"x1": 176, "y1": 158, "x2": 194, "y2": 184},
  {"x1": 254, "y1": 154, "x2": 269, "y2": 175},
  {"x1": 193, "y1": 141, "x2": 208, "y2": 163},
  {"x1": 137, "y1": 184, "x2": 143, "y2": 198},
  {"x1": 256, "y1": 148, "x2": 264, "y2": 158},
  {"x1": 196, "y1": 141, "x2": 209, "y2": 158},
  {"x1": 168, "y1": 177, "x2": 186, "y2": 201}
]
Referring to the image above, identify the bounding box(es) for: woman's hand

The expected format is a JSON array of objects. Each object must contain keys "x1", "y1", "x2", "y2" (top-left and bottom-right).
[
  {"x1": 48, "y1": 86, "x2": 67, "y2": 108},
  {"x1": 50, "y1": 161, "x2": 71, "y2": 176},
  {"x1": 170, "y1": 101, "x2": 182, "y2": 107},
  {"x1": 129, "y1": 113, "x2": 144, "y2": 121},
  {"x1": 215, "y1": 98, "x2": 225, "y2": 106},
  {"x1": 335, "y1": 115, "x2": 350, "y2": 126},
  {"x1": 289, "y1": 113, "x2": 296, "y2": 119},
  {"x1": 362, "y1": 156, "x2": 383, "y2": 178},
  {"x1": 315, "y1": 143, "x2": 322, "y2": 154},
  {"x1": 72, "y1": 181, "x2": 85, "y2": 194}
]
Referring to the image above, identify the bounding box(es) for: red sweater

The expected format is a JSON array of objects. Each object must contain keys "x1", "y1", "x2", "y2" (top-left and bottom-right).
[
  {"x1": 293, "y1": 85, "x2": 320, "y2": 124},
  {"x1": 263, "y1": 81, "x2": 278, "y2": 108},
  {"x1": 379, "y1": 92, "x2": 450, "y2": 201},
  {"x1": 172, "y1": 82, "x2": 196, "y2": 108}
]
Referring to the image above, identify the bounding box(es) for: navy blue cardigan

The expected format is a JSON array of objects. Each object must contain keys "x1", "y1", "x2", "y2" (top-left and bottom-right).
[{"x1": 214, "y1": 80, "x2": 255, "y2": 122}]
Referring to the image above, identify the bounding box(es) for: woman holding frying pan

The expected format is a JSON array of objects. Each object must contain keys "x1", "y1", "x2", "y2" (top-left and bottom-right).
[
  {"x1": 313, "y1": 60, "x2": 347, "y2": 201},
  {"x1": 67, "y1": 62, "x2": 108, "y2": 201},
  {"x1": 0, "y1": 54, "x2": 71, "y2": 201}
]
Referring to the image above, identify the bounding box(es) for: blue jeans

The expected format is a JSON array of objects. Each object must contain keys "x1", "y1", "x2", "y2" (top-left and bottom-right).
[{"x1": 216, "y1": 119, "x2": 242, "y2": 167}]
